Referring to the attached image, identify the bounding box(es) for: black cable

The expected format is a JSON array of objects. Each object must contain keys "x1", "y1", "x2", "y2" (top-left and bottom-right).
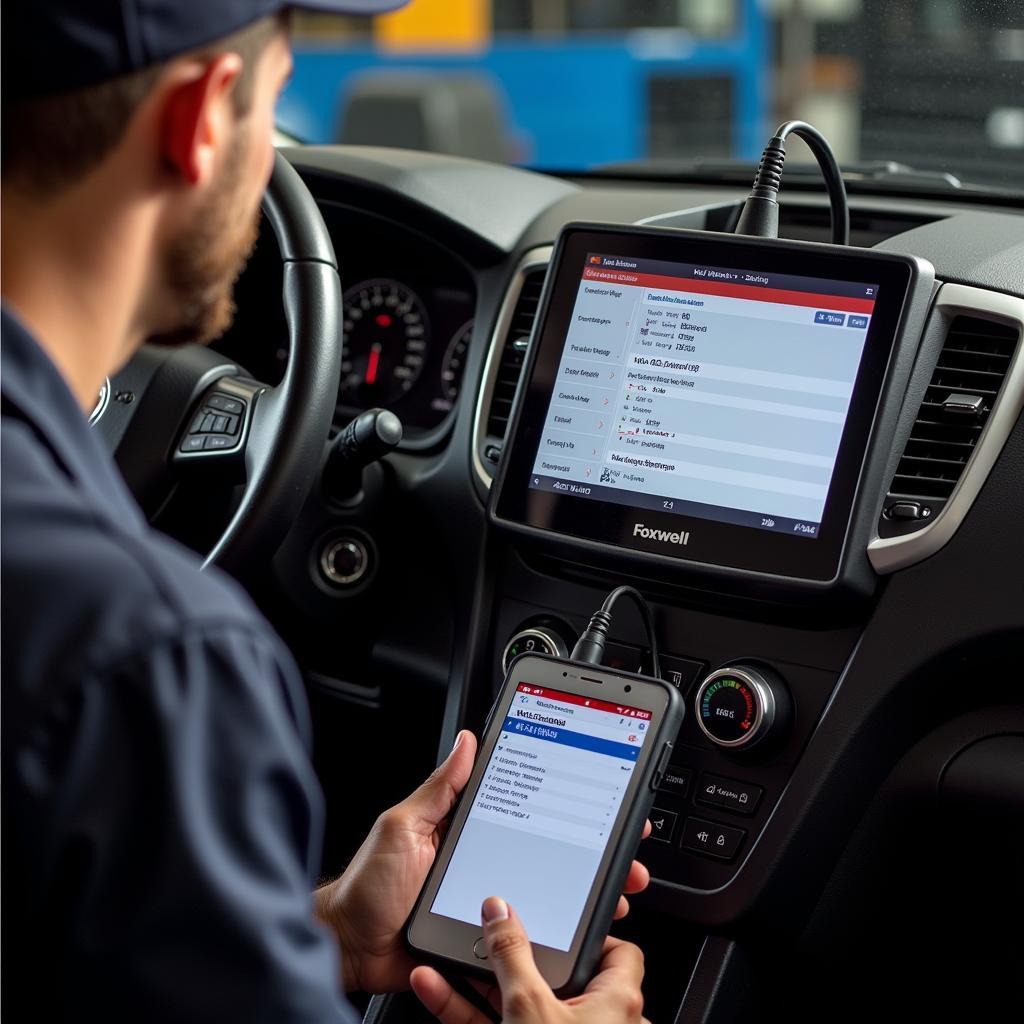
[
  {"x1": 571, "y1": 585, "x2": 661, "y2": 680},
  {"x1": 734, "y1": 119, "x2": 850, "y2": 246}
]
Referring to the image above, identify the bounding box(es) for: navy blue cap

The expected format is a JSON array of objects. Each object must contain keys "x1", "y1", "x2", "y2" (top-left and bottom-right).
[{"x1": 4, "y1": 1, "x2": 409, "y2": 100}]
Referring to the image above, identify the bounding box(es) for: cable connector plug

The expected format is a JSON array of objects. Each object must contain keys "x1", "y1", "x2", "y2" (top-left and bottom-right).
[
  {"x1": 734, "y1": 135, "x2": 786, "y2": 240},
  {"x1": 570, "y1": 586, "x2": 661, "y2": 679},
  {"x1": 570, "y1": 609, "x2": 613, "y2": 666},
  {"x1": 734, "y1": 120, "x2": 849, "y2": 246}
]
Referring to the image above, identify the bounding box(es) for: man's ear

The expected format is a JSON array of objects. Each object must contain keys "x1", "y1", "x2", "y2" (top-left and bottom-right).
[{"x1": 160, "y1": 53, "x2": 244, "y2": 187}]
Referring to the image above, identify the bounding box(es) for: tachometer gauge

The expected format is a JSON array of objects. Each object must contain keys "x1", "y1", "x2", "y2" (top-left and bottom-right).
[
  {"x1": 436, "y1": 319, "x2": 473, "y2": 412},
  {"x1": 341, "y1": 279, "x2": 430, "y2": 405}
]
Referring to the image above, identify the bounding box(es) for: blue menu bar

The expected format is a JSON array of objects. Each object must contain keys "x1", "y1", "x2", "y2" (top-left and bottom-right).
[{"x1": 501, "y1": 716, "x2": 640, "y2": 761}]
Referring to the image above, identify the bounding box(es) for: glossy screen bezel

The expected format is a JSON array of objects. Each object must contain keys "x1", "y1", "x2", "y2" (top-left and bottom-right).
[
  {"x1": 407, "y1": 655, "x2": 670, "y2": 991},
  {"x1": 493, "y1": 226, "x2": 915, "y2": 582}
]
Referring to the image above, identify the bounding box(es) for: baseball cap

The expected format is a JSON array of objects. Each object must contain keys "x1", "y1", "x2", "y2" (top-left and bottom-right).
[{"x1": 4, "y1": 1, "x2": 410, "y2": 100}]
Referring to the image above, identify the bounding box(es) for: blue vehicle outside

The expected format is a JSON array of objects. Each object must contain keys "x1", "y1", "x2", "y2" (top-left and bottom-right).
[{"x1": 279, "y1": 0, "x2": 770, "y2": 168}]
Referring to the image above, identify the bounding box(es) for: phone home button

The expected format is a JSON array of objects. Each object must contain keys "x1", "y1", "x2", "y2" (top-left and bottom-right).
[{"x1": 472, "y1": 936, "x2": 489, "y2": 960}]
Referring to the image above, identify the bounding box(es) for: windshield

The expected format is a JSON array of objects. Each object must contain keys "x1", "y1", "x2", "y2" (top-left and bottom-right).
[{"x1": 278, "y1": 1, "x2": 1024, "y2": 192}]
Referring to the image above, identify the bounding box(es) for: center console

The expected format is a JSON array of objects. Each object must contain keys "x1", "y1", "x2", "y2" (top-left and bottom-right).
[
  {"x1": 492, "y1": 223, "x2": 930, "y2": 596},
  {"x1": 485, "y1": 223, "x2": 934, "y2": 900}
]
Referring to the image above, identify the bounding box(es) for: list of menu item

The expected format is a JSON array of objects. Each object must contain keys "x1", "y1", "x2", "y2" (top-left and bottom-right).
[
  {"x1": 429, "y1": 684, "x2": 653, "y2": 951},
  {"x1": 530, "y1": 255, "x2": 878, "y2": 534}
]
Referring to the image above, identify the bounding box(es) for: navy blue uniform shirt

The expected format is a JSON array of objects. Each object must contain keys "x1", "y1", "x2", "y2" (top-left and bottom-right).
[{"x1": 1, "y1": 308, "x2": 357, "y2": 1022}]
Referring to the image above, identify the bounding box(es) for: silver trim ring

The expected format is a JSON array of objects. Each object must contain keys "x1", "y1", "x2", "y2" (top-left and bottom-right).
[
  {"x1": 501, "y1": 626, "x2": 567, "y2": 675},
  {"x1": 868, "y1": 283, "x2": 1024, "y2": 574},
  {"x1": 472, "y1": 246, "x2": 554, "y2": 489},
  {"x1": 694, "y1": 666, "x2": 775, "y2": 749},
  {"x1": 320, "y1": 538, "x2": 369, "y2": 586}
]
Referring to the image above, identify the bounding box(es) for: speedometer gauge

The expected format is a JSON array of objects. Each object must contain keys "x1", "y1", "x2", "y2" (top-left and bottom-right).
[
  {"x1": 341, "y1": 279, "x2": 430, "y2": 406},
  {"x1": 436, "y1": 319, "x2": 473, "y2": 411}
]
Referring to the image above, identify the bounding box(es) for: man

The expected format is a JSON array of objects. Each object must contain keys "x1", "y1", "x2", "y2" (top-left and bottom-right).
[{"x1": 1, "y1": 3, "x2": 652, "y2": 1021}]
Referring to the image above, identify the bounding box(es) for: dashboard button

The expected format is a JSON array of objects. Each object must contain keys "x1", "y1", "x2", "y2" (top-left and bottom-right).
[
  {"x1": 681, "y1": 817, "x2": 746, "y2": 861},
  {"x1": 648, "y1": 807, "x2": 678, "y2": 844},
  {"x1": 657, "y1": 766, "x2": 693, "y2": 798},
  {"x1": 660, "y1": 655, "x2": 706, "y2": 692},
  {"x1": 696, "y1": 773, "x2": 763, "y2": 815}
]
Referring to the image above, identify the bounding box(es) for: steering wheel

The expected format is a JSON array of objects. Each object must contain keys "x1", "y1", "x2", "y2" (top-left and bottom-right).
[{"x1": 94, "y1": 152, "x2": 342, "y2": 577}]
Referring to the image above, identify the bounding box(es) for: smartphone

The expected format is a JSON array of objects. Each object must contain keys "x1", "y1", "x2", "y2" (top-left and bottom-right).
[{"x1": 406, "y1": 652, "x2": 683, "y2": 996}]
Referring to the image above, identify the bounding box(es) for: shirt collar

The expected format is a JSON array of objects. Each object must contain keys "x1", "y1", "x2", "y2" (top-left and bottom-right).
[{"x1": 2, "y1": 305, "x2": 146, "y2": 531}]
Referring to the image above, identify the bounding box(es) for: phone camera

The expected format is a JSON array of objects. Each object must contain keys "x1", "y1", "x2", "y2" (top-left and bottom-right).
[{"x1": 624, "y1": 684, "x2": 632, "y2": 692}]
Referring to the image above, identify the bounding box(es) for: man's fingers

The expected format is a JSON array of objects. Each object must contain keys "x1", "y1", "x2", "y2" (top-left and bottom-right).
[
  {"x1": 623, "y1": 858, "x2": 650, "y2": 894},
  {"x1": 398, "y1": 730, "x2": 477, "y2": 831},
  {"x1": 584, "y1": 935, "x2": 646, "y2": 1006},
  {"x1": 410, "y1": 966, "x2": 491, "y2": 1024},
  {"x1": 481, "y1": 898, "x2": 556, "y2": 1018},
  {"x1": 613, "y1": 895, "x2": 630, "y2": 920},
  {"x1": 642, "y1": 819, "x2": 652, "y2": 840}
]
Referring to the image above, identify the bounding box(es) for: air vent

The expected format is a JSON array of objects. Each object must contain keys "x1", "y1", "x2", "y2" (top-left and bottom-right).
[
  {"x1": 887, "y1": 315, "x2": 1018, "y2": 508},
  {"x1": 485, "y1": 268, "x2": 546, "y2": 439}
]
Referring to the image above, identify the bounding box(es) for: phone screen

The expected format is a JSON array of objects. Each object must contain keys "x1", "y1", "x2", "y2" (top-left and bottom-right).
[{"x1": 430, "y1": 682, "x2": 653, "y2": 950}]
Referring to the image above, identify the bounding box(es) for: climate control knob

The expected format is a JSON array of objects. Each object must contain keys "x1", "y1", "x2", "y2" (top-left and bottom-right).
[
  {"x1": 502, "y1": 626, "x2": 569, "y2": 675},
  {"x1": 694, "y1": 665, "x2": 790, "y2": 751}
]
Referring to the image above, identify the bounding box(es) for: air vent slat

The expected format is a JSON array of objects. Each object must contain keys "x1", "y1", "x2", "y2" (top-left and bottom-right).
[
  {"x1": 885, "y1": 315, "x2": 1018, "y2": 510},
  {"x1": 485, "y1": 269, "x2": 547, "y2": 440}
]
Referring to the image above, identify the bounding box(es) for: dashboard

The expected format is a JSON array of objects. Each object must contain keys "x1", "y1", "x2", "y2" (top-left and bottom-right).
[
  {"x1": 217, "y1": 145, "x2": 1024, "y2": 1023},
  {"x1": 222, "y1": 201, "x2": 476, "y2": 445}
]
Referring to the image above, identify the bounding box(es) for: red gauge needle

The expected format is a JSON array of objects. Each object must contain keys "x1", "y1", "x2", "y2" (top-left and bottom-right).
[{"x1": 365, "y1": 342, "x2": 382, "y2": 385}]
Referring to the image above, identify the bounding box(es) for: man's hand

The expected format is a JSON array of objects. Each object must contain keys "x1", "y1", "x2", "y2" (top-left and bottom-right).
[
  {"x1": 315, "y1": 730, "x2": 652, "y2": 994},
  {"x1": 410, "y1": 897, "x2": 650, "y2": 1024},
  {"x1": 314, "y1": 729, "x2": 478, "y2": 993}
]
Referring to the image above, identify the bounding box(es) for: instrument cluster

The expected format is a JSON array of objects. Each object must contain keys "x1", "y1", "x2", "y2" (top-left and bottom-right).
[{"x1": 325, "y1": 204, "x2": 476, "y2": 445}]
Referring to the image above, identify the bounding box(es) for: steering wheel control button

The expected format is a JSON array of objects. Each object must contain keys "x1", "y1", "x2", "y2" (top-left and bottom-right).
[
  {"x1": 694, "y1": 665, "x2": 789, "y2": 751},
  {"x1": 657, "y1": 766, "x2": 693, "y2": 798},
  {"x1": 178, "y1": 390, "x2": 251, "y2": 458},
  {"x1": 648, "y1": 807, "x2": 678, "y2": 844},
  {"x1": 472, "y1": 936, "x2": 488, "y2": 961},
  {"x1": 681, "y1": 817, "x2": 746, "y2": 861},
  {"x1": 320, "y1": 537, "x2": 370, "y2": 587},
  {"x1": 207, "y1": 394, "x2": 244, "y2": 416},
  {"x1": 501, "y1": 626, "x2": 569, "y2": 675},
  {"x1": 696, "y1": 773, "x2": 764, "y2": 816}
]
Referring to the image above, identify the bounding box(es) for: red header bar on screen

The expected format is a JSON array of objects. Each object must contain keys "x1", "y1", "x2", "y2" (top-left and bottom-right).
[
  {"x1": 516, "y1": 683, "x2": 652, "y2": 719},
  {"x1": 581, "y1": 266, "x2": 876, "y2": 314}
]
